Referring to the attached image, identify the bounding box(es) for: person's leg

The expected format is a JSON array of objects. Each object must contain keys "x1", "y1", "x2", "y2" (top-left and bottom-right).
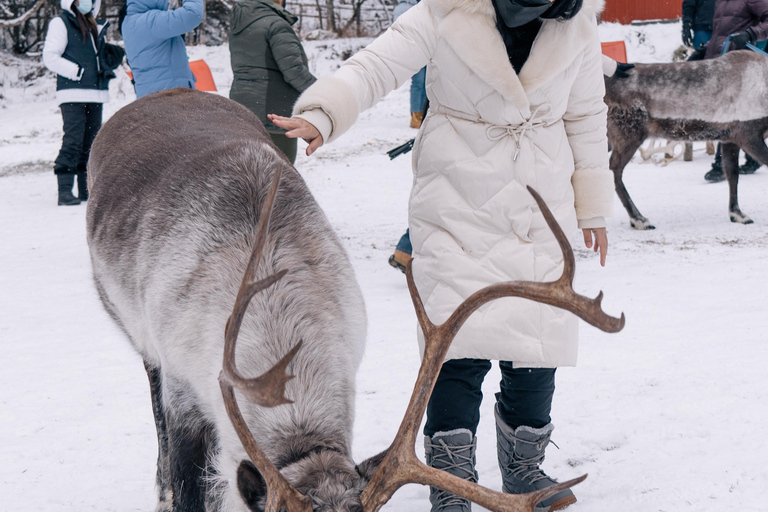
[
  {"x1": 54, "y1": 103, "x2": 87, "y2": 205},
  {"x1": 424, "y1": 359, "x2": 492, "y2": 512},
  {"x1": 425, "y1": 358, "x2": 492, "y2": 436},
  {"x1": 496, "y1": 363, "x2": 555, "y2": 429},
  {"x1": 388, "y1": 229, "x2": 412, "y2": 273},
  {"x1": 740, "y1": 151, "x2": 761, "y2": 174},
  {"x1": 409, "y1": 67, "x2": 427, "y2": 128},
  {"x1": 410, "y1": 67, "x2": 427, "y2": 114},
  {"x1": 268, "y1": 132, "x2": 298, "y2": 165},
  {"x1": 692, "y1": 30, "x2": 712, "y2": 50},
  {"x1": 705, "y1": 143, "x2": 725, "y2": 182},
  {"x1": 76, "y1": 103, "x2": 103, "y2": 201},
  {"x1": 495, "y1": 362, "x2": 575, "y2": 511}
]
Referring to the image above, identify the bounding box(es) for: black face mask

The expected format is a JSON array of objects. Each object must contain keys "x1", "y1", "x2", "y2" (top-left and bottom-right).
[{"x1": 495, "y1": 0, "x2": 552, "y2": 28}]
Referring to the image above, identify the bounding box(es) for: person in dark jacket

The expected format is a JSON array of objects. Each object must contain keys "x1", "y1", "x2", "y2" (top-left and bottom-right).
[
  {"x1": 122, "y1": 0, "x2": 204, "y2": 98},
  {"x1": 704, "y1": 0, "x2": 768, "y2": 181},
  {"x1": 229, "y1": 0, "x2": 316, "y2": 164},
  {"x1": 43, "y1": 0, "x2": 112, "y2": 206},
  {"x1": 682, "y1": 0, "x2": 717, "y2": 48}
]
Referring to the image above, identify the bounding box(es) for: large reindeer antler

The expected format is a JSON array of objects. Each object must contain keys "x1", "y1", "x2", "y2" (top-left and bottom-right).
[
  {"x1": 360, "y1": 186, "x2": 625, "y2": 512},
  {"x1": 218, "y1": 166, "x2": 313, "y2": 512}
]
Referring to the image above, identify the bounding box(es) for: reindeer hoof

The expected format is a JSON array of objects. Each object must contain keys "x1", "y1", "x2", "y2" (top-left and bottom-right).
[
  {"x1": 630, "y1": 218, "x2": 656, "y2": 230},
  {"x1": 730, "y1": 212, "x2": 754, "y2": 224}
]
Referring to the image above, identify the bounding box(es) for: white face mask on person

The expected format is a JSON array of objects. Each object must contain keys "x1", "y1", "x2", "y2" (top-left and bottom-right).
[{"x1": 75, "y1": 0, "x2": 93, "y2": 14}]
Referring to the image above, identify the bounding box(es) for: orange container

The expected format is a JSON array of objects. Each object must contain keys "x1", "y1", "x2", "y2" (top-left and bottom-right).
[
  {"x1": 124, "y1": 60, "x2": 217, "y2": 92},
  {"x1": 601, "y1": 41, "x2": 628, "y2": 63},
  {"x1": 190, "y1": 59, "x2": 217, "y2": 92}
]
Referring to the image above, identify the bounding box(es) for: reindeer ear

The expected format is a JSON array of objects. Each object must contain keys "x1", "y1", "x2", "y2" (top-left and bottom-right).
[
  {"x1": 237, "y1": 460, "x2": 268, "y2": 512},
  {"x1": 355, "y1": 449, "x2": 388, "y2": 482}
]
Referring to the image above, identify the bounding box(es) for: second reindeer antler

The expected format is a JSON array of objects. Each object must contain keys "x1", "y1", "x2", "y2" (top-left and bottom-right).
[
  {"x1": 360, "y1": 186, "x2": 625, "y2": 512},
  {"x1": 218, "y1": 165, "x2": 312, "y2": 512}
]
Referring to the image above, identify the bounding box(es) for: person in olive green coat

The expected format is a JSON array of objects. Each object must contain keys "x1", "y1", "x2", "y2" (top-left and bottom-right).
[{"x1": 229, "y1": 0, "x2": 316, "y2": 163}]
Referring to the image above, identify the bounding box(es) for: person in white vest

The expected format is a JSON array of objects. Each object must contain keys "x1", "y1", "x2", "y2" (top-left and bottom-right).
[
  {"x1": 271, "y1": 0, "x2": 612, "y2": 510},
  {"x1": 43, "y1": 0, "x2": 110, "y2": 205}
]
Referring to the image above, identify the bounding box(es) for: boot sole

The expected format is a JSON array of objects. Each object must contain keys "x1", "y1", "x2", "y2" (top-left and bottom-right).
[{"x1": 548, "y1": 494, "x2": 577, "y2": 511}]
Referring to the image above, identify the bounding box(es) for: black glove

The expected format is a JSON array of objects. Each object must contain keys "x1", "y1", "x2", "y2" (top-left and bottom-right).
[
  {"x1": 613, "y1": 62, "x2": 635, "y2": 79},
  {"x1": 729, "y1": 29, "x2": 755, "y2": 50},
  {"x1": 682, "y1": 24, "x2": 693, "y2": 47}
]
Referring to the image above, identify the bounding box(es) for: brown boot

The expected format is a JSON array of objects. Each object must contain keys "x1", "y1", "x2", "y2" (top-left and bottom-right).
[
  {"x1": 410, "y1": 112, "x2": 423, "y2": 129},
  {"x1": 388, "y1": 249, "x2": 412, "y2": 273}
]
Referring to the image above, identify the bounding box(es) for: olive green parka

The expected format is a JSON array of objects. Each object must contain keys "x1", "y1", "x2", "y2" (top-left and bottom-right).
[{"x1": 229, "y1": 0, "x2": 316, "y2": 132}]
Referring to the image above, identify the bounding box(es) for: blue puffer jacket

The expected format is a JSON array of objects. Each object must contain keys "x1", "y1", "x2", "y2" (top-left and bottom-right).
[{"x1": 122, "y1": 0, "x2": 204, "y2": 97}]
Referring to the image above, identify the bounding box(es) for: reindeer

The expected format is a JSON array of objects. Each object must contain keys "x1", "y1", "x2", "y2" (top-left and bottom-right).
[
  {"x1": 86, "y1": 88, "x2": 624, "y2": 512},
  {"x1": 604, "y1": 50, "x2": 768, "y2": 230}
]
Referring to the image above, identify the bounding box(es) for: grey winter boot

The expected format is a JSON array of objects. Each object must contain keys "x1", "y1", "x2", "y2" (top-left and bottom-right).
[
  {"x1": 495, "y1": 406, "x2": 576, "y2": 512},
  {"x1": 424, "y1": 429, "x2": 478, "y2": 512}
]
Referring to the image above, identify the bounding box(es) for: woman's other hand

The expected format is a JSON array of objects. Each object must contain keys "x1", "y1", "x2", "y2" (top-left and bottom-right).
[
  {"x1": 582, "y1": 227, "x2": 608, "y2": 267},
  {"x1": 268, "y1": 114, "x2": 323, "y2": 156}
]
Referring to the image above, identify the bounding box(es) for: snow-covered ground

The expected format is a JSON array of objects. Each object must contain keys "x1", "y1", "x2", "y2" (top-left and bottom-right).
[{"x1": 3, "y1": 21, "x2": 768, "y2": 512}]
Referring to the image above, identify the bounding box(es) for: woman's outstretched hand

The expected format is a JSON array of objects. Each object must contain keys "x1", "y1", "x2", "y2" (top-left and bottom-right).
[
  {"x1": 268, "y1": 114, "x2": 323, "y2": 156},
  {"x1": 582, "y1": 227, "x2": 608, "y2": 267}
]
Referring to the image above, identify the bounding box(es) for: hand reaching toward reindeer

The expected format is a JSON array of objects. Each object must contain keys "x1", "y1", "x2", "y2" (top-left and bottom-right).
[{"x1": 269, "y1": 114, "x2": 324, "y2": 156}]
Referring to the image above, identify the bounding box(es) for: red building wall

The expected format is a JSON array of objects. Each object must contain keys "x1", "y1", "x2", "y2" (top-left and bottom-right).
[{"x1": 602, "y1": 0, "x2": 682, "y2": 24}]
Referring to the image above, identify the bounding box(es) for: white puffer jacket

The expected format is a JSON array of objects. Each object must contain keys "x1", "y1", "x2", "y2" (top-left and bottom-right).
[{"x1": 295, "y1": 0, "x2": 612, "y2": 367}]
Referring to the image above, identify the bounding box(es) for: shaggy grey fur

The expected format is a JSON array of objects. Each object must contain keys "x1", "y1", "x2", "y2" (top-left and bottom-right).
[
  {"x1": 604, "y1": 50, "x2": 768, "y2": 229},
  {"x1": 86, "y1": 89, "x2": 372, "y2": 512}
]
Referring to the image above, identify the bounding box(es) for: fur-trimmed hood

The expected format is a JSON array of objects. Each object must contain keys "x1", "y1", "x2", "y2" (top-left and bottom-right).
[
  {"x1": 423, "y1": 0, "x2": 605, "y2": 106},
  {"x1": 428, "y1": 0, "x2": 604, "y2": 18}
]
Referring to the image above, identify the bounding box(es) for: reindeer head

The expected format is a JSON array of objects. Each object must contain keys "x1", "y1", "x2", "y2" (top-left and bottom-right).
[
  {"x1": 219, "y1": 167, "x2": 625, "y2": 512},
  {"x1": 235, "y1": 451, "x2": 382, "y2": 512}
]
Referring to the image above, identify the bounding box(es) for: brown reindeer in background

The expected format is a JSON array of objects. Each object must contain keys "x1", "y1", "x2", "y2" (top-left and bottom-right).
[
  {"x1": 87, "y1": 88, "x2": 624, "y2": 512},
  {"x1": 605, "y1": 50, "x2": 768, "y2": 229}
]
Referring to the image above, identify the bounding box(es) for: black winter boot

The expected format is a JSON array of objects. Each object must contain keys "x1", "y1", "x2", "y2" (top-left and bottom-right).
[
  {"x1": 57, "y1": 173, "x2": 81, "y2": 206},
  {"x1": 704, "y1": 147, "x2": 725, "y2": 183},
  {"x1": 76, "y1": 171, "x2": 88, "y2": 201},
  {"x1": 424, "y1": 429, "x2": 478, "y2": 512},
  {"x1": 495, "y1": 406, "x2": 575, "y2": 512},
  {"x1": 739, "y1": 153, "x2": 761, "y2": 175}
]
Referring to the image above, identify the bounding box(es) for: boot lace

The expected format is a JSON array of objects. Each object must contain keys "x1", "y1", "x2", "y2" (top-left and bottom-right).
[
  {"x1": 502, "y1": 438, "x2": 556, "y2": 486},
  {"x1": 427, "y1": 439, "x2": 477, "y2": 511}
]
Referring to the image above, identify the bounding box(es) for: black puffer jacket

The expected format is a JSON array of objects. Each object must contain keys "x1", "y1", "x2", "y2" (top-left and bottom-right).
[
  {"x1": 683, "y1": 0, "x2": 717, "y2": 32},
  {"x1": 229, "y1": 0, "x2": 316, "y2": 132},
  {"x1": 705, "y1": 0, "x2": 768, "y2": 58}
]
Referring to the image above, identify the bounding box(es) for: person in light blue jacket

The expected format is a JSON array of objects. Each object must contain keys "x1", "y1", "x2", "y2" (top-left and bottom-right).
[
  {"x1": 393, "y1": 0, "x2": 426, "y2": 128},
  {"x1": 122, "y1": 0, "x2": 204, "y2": 98}
]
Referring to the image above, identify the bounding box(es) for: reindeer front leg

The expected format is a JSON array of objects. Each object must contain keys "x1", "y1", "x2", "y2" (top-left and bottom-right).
[
  {"x1": 722, "y1": 143, "x2": 753, "y2": 224},
  {"x1": 608, "y1": 111, "x2": 654, "y2": 229}
]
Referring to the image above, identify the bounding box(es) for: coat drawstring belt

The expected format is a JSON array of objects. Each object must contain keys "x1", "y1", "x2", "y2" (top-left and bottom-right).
[{"x1": 485, "y1": 106, "x2": 549, "y2": 162}]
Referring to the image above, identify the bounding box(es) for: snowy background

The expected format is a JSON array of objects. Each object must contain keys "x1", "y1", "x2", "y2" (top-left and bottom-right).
[{"x1": 2, "y1": 21, "x2": 768, "y2": 512}]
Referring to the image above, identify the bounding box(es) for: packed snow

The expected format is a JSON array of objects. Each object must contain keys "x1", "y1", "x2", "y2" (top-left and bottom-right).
[{"x1": 2, "y1": 20, "x2": 767, "y2": 512}]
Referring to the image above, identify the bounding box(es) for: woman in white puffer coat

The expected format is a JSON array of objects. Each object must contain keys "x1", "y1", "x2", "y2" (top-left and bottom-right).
[{"x1": 272, "y1": 0, "x2": 611, "y2": 510}]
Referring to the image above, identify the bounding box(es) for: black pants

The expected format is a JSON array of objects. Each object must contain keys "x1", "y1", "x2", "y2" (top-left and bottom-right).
[
  {"x1": 424, "y1": 359, "x2": 556, "y2": 437},
  {"x1": 54, "y1": 103, "x2": 103, "y2": 174}
]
